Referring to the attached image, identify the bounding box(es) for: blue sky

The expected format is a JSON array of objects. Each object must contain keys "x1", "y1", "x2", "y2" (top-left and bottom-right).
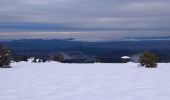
[{"x1": 0, "y1": 0, "x2": 170, "y2": 41}]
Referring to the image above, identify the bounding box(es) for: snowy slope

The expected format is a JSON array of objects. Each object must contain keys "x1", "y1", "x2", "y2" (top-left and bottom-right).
[{"x1": 0, "y1": 62, "x2": 170, "y2": 100}]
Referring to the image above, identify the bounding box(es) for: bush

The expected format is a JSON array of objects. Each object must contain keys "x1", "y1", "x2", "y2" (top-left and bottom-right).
[
  {"x1": 52, "y1": 54, "x2": 64, "y2": 62},
  {"x1": 0, "y1": 44, "x2": 11, "y2": 68},
  {"x1": 12, "y1": 55, "x2": 28, "y2": 62},
  {"x1": 20, "y1": 55, "x2": 28, "y2": 62},
  {"x1": 139, "y1": 51, "x2": 157, "y2": 68}
]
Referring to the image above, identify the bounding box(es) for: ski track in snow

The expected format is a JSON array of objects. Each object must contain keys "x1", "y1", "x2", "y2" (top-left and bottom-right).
[{"x1": 0, "y1": 62, "x2": 170, "y2": 100}]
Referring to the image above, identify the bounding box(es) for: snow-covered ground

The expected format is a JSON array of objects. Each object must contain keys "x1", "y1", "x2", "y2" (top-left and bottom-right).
[{"x1": 0, "y1": 62, "x2": 170, "y2": 100}]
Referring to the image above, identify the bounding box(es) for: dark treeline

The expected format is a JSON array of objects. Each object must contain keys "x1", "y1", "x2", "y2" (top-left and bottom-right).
[
  {"x1": 0, "y1": 41, "x2": 158, "y2": 68},
  {"x1": 1, "y1": 39, "x2": 170, "y2": 63}
]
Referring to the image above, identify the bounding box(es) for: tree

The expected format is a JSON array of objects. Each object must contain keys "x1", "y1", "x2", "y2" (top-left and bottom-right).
[
  {"x1": 0, "y1": 44, "x2": 11, "y2": 68},
  {"x1": 139, "y1": 51, "x2": 157, "y2": 68},
  {"x1": 52, "y1": 54, "x2": 64, "y2": 62}
]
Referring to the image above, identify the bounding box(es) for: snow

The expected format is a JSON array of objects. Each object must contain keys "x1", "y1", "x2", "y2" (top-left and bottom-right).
[
  {"x1": 0, "y1": 62, "x2": 170, "y2": 100},
  {"x1": 121, "y1": 56, "x2": 130, "y2": 59}
]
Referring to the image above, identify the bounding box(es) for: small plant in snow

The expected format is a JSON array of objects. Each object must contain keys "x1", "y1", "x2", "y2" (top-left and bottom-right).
[
  {"x1": 52, "y1": 54, "x2": 64, "y2": 62},
  {"x1": 139, "y1": 51, "x2": 157, "y2": 68}
]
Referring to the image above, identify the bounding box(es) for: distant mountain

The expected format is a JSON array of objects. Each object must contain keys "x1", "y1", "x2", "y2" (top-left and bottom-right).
[
  {"x1": 125, "y1": 36, "x2": 170, "y2": 41},
  {"x1": 1, "y1": 39, "x2": 170, "y2": 63}
]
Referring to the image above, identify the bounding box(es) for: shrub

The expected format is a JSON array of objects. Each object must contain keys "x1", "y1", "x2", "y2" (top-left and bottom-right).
[
  {"x1": 12, "y1": 55, "x2": 28, "y2": 62},
  {"x1": 139, "y1": 51, "x2": 157, "y2": 68},
  {"x1": 20, "y1": 55, "x2": 28, "y2": 61},
  {"x1": 0, "y1": 44, "x2": 11, "y2": 68},
  {"x1": 52, "y1": 54, "x2": 64, "y2": 62}
]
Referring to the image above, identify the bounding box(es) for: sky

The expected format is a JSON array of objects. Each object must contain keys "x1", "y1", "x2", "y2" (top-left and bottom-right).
[{"x1": 0, "y1": 0, "x2": 170, "y2": 41}]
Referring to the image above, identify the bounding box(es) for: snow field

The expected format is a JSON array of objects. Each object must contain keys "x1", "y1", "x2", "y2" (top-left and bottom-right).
[{"x1": 0, "y1": 62, "x2": 170, "y2": 100}]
